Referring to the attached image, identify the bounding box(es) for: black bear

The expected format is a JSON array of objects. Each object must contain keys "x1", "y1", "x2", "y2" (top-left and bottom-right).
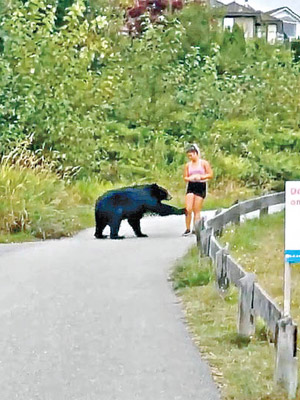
[{"x1": 94, "y1": 183, "x2": 185, "y2": 239}]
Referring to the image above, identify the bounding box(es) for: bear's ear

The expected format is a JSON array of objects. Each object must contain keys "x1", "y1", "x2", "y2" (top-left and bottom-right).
[
  {"x1": 149, "y1": 183, "x2": 159, "y2": 195},
  {"x1": 149, "y1": 183, "x2": 161, "y2": 198},
  {"x1": 150, "y1": 183, "x2": 159, "y2": 190},
  {"x1": 150, "y1": 183, "x2": 171, "y2": 201}
]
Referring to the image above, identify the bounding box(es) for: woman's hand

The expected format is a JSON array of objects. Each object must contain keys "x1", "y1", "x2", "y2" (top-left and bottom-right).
[{"x1": 191, "y1": 174, "x2": 202, "y2": 181}]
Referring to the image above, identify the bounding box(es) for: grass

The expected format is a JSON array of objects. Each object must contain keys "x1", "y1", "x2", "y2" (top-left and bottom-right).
[
  {"x1": 172, "y1": 212, "x2": 300, "y2": 399},
  {"x1": 203, "y1": 180, "x2": 257, "y2": 210},
  {"x1": 220, "y1": 212, "x2": 285, "y2": 311},
  {"x1": 0, "y1": 165, "x2": 95, "y2": 242},
  {"x1": 172, "y1": 246, "x2": 213, "y2": 290}
]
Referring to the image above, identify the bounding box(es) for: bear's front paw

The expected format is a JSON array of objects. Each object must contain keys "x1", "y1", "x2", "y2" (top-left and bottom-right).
[{"x1": 95, "y1": 233, "x2": 108, "y2": 239}]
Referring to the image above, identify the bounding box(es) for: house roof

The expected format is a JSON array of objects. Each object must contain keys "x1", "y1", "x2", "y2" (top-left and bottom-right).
[
  {"x1": 260, "y1": 12, "x2": 282, "y2": 24},
  {"x1": 209, "y1": 0, "x2": 225, "y2": 7},
  {"x1": 277, "y1": 15, "x2": 296, "y2": 23},
  {"x1": 268, "y1": 6, "x2": 300, "y2": 22},
  {"x1": 259, "y1": 12, "x2": 283, "y2": 33},
  {"x1": 215, "y1": 1, "x2": 283, "y2": 31},
  {"x1": 226, "y1": 1, "x2": 257, "y2": 14},
  {"x1": 222, "y1": 1, "x2": 260, "y2": 17}
]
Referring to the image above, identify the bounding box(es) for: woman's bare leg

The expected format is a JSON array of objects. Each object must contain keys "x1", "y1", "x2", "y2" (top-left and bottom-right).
[
  {"x1": 185, "y1": 193, "x2": 195, "y2": 230},
  {"x1": 193, "y1": 195, "x2": 204, "y2": 227}
]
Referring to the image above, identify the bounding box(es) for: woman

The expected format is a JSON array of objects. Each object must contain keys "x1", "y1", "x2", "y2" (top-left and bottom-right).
[{"x1": 183, "y1": 144, "x2": 213, "y2": 236}]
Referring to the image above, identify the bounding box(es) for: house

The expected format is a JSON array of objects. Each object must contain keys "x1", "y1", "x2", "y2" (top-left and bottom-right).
[
  {"x1": 221, "y1": 2, "x2": 260, "y2": 39},
  {"x1": 257, "y1": 11, "x2": 284, "y2": 43},
  {"x1": 268, "y1": 7, "x2": 300, "y2": 40},
  {"x1": 212, "y1": 1, "x2": 284, "y2": 43}
]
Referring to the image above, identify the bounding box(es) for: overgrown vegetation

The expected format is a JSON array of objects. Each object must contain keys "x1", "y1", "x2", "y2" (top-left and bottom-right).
[{"x1": 0, "y1": 0, "x2": 300, "y2": 239}]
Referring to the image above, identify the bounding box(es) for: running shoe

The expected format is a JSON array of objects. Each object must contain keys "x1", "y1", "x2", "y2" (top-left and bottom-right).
[{"x1": 182, "y1": 229, "x2": 191, "y2": 236}]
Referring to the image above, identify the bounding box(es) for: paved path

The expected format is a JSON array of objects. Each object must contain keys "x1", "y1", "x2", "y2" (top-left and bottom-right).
[{"x1": 0, "y1": 214, "x2": 220, "y2": 400}]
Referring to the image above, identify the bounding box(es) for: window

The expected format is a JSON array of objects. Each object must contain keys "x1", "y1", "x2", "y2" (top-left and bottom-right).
[
  {"x1": 224, "y1": 17, "x2": 234, "y2": 31},
  {"x1": 283, "y1": 22, "x2": 297, "y2": 38}
]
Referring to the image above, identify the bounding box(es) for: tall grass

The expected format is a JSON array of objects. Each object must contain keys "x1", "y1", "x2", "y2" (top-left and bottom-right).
[
  {"x1": 0, "y1": 137, "x2": 93, "y2": 240},
  {"x1": 0, "y1": 164, "x2": 83, "y2": 239}
]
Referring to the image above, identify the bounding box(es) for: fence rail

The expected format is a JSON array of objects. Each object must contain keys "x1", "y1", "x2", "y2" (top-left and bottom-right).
[
  {"x1": 196, "y1": 191, "x2": 298, "y2": 398},
  {"x1": 206, "y1": 192, "x2": 285, "y2": 231}
]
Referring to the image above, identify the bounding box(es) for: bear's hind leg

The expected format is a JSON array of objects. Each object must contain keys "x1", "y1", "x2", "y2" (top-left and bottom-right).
[
  {"x1": 95, "y1": 212, "x2": 108, "y2": 239},
  {"x1": 128, "y1": 217, "x2": 147, "y2": 237}
]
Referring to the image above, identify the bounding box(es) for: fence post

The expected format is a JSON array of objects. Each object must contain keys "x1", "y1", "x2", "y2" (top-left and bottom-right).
[
  {"x1": 259, "y1": 207, "x2": 268, "y2": 217},
  {"x1": 213, "y1": 209, "x2": 223, "y2": 236},
  {"x1": 215, "y1": 245, "x2": 229, "y2": 294},
  {"x1": 274, "y1": 317, "x2": 298, "y2": 399},
  {"x1": 232, "y1": 203, "x2": 240, "y2": 225},
  {"x1": 195, "y1": 218, "x2": 205, "y2": 244},
  {"x1": 237, "y1": 273, "x2": 256, "y2": 337},
  {"x1": 199, "y1": 227, "x2": 213, "y2": 257}
]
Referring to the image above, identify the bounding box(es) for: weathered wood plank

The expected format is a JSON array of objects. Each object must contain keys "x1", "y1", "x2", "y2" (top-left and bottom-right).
[
  {"x1": 239, "y1": 198, "x2": 261, "y2": 215},
  {"x1": 253, "y1": 283, "x2": 282, "y2": 339},
  {"x1": 261, "y1": 192, "x2": 284, "y2": 207},
  {"x1": 259, "y1": 207, "x2": 268, "y2": 217},
  {"x1": 226, "y1": 255, "x2": 246, "y2": 285},
  {"x1": 200, "y1": 227, "x2": 213, "y2": 257},
  {"x1": 237, "y1": 273, "x2": 256, "y2": 337},
  {"x1": 215, "y1": 248, "x2": 229, "y2": 293},
  {"x1": 275, "y1": 317, "x2": 298, "y2": 399},
  {"x1": 207, "y1": 206, "x2": 239, "y2": 231},
  {"x1": 209, "y1": 236, "x2": 223, "y2": 264},
  {"x1": 206, "y1": 192, "x2": 284, "y2": 231},
  {"x1": 195, "y1": 219, "x2": 202, "y2": 244}
]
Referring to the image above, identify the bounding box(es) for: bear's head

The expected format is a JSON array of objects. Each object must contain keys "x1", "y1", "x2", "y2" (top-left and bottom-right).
[{"x1": 149, "y1": 183, "x2": 172, "y2": 201}]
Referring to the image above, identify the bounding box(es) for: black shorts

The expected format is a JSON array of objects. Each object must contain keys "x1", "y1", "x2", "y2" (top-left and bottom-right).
[{"x1": 186, "y1": 182, "x2": 207, "y2": 199}]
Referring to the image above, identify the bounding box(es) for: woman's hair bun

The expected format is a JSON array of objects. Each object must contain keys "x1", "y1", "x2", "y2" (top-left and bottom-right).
[{"x1": 186, "y1": 143, "x2": 200, "y2": 155}]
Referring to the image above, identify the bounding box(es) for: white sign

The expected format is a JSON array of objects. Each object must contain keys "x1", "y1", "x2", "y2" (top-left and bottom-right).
[{"x1": 285, "y1": 181, "x2": 300, "y2": 264}]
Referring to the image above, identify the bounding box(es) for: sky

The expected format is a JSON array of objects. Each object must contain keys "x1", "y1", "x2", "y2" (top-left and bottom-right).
[{"x1": 220, "y1": 0, "x2": 300, "y2": 15}]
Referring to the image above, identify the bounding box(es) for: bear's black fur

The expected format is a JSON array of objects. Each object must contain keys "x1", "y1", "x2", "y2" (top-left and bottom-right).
[{"x1": 94, "y1": 183, "x2": 185, "y2": 239}]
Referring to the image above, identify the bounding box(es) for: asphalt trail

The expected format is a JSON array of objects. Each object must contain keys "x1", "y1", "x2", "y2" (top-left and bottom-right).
[{"x1": 0, "y1": 214, "x2": 219, "y2": 400}]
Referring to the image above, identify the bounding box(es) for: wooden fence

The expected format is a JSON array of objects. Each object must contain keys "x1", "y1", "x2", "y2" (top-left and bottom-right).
[{"x1": 195, "y1": 192, "x2": 298, "y2": 398}]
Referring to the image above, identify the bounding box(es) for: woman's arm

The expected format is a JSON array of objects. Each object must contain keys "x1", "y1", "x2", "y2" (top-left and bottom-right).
[
  {"x1": 183, "y1": 164, "x2": 194, "y2": 182},
  {"x1": 183, "y1": 164, "x2": 189, "y2": 182},
  {"x1": 201, "y1": 160, "x2": 213, "y2": 181}
]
